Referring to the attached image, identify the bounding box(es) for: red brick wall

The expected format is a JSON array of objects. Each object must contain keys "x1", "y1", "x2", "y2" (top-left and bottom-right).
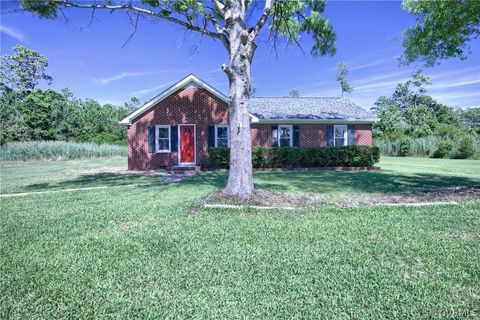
[
  {"x1": 354, "y1": 124, "x2": 373, "y2": 146},
  {"x1": 127, "y1": 87, "x2": 373, "y2": 170},
  {"x1": 250, "y1": 124, "x2": 272, "y2": 147},
  {"x1": 128, "y1": 86, "x2": 228, "y2": 170},
  {"x1": 299, "y1": 124, "x2": 328, "y2": 147}
]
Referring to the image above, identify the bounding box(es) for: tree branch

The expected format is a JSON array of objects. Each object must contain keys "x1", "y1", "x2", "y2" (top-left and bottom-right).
[
  {"x1": 121, "y1": 12, "x2": 140, "y2": 48},
  {"x1": 249, "y1": 0, "x2": 272, "y2": 39},
  {"x1": 57, "y1": 0, "x2": 223, "y2": 40},
  {"x1": 221, "y1": 63, "x2": 233, "y2": 80},
  {"x1": 212, "y1": 0, "x2": 225, "y2": 18}
]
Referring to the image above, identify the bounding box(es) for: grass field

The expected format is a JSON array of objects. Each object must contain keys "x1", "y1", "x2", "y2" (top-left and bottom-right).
[{"x1": 1, "y1": 157, "x2": 479, "y2": 319}]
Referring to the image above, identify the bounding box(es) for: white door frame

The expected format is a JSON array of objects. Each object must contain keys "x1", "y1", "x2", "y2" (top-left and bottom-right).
[{"x1": 178, "y1": 124, "x2": 196, "y2": 165}]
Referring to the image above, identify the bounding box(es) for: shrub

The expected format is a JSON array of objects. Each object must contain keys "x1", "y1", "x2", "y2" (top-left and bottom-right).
[
  {"x1": 451, "y1": 135, "x2": 476, "y2": 159},
  {"x1": 432, "y1": 140, "x2": 453, "y2": 158},
  {"x1": 0, "y1": 141, "x2": 127, "y2": 161},
  {"x1": 208, "y1": 146, "x2": 380, "y2": 169},
  {"x1": 398, "y1": 137, "x2": 412, "y2": 157}
]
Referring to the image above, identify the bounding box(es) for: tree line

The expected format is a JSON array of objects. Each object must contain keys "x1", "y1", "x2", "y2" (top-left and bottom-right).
[
  {"x1": 1, "y1": 45, "x2": 137, "y2": 145},
  {"x1": 1, "y1": 45, "x2": 479, "y2": 157}
]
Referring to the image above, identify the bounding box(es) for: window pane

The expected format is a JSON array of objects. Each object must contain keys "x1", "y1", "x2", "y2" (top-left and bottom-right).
[
  {"x1": 158, "y1": 127, "x2": 169, "y2": 139},
  {"x1": 280, "y1": 138, "x2": 290, "y2": 147},
  {"x1": 334, "y1": 126, "x2": 345, "y2": 138},
  {"x1": 335, "y1": 137, "x2": 345, "y2": 146},
  {"x1": 280, "y1": 127, "x2": 291, "y2": 139},
  {"x1": 217, "y1": 127, "x2": 228, "y2": 139},
  {"x1": 217, "y1": 139, "x2": 228, "y2": 148},
  {"x1": 158, "y1": 138, "x2": 169, "y2": 151},
  {"x1": 272, "y1": 128, "x2": 278, "y2": 146}
]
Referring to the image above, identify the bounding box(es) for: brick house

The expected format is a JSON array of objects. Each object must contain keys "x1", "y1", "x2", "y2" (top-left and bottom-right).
[{"x1": 120, "y1": 74, "x2": 377, "y2": 171}]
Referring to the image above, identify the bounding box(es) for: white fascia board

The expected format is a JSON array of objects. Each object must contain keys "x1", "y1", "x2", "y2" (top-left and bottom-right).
[{"x1": 120, "y1": 74, "x2": 229, "y2": 125}]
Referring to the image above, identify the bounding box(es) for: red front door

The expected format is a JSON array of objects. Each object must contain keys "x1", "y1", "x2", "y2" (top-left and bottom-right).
[{"x1": 180, "y1": 125, "x2": 195, "y2": 163}]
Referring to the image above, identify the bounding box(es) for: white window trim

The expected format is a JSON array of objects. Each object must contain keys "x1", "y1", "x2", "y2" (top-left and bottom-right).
[
  {"x1": 333, "y1": 125, "x2": 348, "y2": 146},
  {"x1": 214, "y1": 125, "x2": 230, "y2": 147},
  {"x1": 155, "y1": 125, "x2": 171, "y2": 153},
  {"x1": 278, "y1": 125, "x2": 293, "y2": 147}
]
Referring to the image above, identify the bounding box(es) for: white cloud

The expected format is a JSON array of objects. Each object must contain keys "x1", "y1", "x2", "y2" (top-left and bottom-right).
[
  {"x1": 0, "y1": 24, "x2": 25, "y2": 42},
  {"x1": 128, "y1": 83, "x2": 171, "y2": 97},
  {"x1": 350, "y1": 56, "x2": 399, "y2": 71},
  {"x1": 92, "y1": 67, "x2": 198, "y2": 85},
  {"x1": 92, "y1": 71, "x2": 158, "y2": 85}
]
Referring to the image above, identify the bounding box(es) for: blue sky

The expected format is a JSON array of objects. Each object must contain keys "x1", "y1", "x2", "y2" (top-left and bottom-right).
[{"x1": 1, "y1": 1, "x2": 479, "y2": 110}]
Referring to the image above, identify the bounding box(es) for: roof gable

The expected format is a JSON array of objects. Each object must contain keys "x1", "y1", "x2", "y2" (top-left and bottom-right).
[{"x1": 120, "y1": 74, "x2": 228, "y2": 125}]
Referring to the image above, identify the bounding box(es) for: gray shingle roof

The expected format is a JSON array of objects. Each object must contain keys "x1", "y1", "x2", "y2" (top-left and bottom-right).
[{"x1": 250, "y1": 97, "x2": 376, "y2": 121}]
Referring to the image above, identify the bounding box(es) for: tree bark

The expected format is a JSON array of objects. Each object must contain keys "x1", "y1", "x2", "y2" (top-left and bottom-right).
[{"x1": 222, "y1": 0, "x2": 254, "y2": 199}]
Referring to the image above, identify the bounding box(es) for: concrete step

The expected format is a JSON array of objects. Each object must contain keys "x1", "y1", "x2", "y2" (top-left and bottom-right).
[{"x1": 169, "y1": 165, "x2": 201, "y2": 174}]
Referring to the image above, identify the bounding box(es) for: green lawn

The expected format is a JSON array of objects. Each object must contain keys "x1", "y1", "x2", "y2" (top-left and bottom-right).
[{"x1": 1, "y1": 157, "x2": 479, "y2": 319}]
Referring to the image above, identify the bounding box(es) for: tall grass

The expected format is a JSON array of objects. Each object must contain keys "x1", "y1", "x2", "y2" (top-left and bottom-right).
[
  {"x1": 0, "y1": 141, "x2": 127, "y2": 161},
  {"x1": 375, "y1": 136, "x2": 441, "y2": 157},
  {"x1": 376, "y1": 135, "x2": 480, "y2": 158}
]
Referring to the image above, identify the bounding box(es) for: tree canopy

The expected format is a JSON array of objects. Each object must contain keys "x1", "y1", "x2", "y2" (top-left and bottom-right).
[
  {"x1": 401, "y1": 0, "x2": 480, "y2": 66},
  {"x1": 289, "y1": 89, "x2": 300, "y2": 97},
  {"x1": 373, "y1": 71, "x2": 465, "y2": 140},
  {"x1": 335, "y1": 62, "x2": 353, "y2": 98},
  {"x1": 0, "y1": 44, "x2": 53, "y2": 92},
  {"x1": 0, "y1": 46, "x2": 130, "y2": 145}
]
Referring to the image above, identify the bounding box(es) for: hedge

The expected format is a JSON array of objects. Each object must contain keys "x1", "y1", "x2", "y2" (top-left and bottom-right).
[{"x1": 208, "y1": 146, "x2": 380, "y2": 169}]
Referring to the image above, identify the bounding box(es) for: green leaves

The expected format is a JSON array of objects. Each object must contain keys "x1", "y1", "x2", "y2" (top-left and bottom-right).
[
  {"x1": 19, "y1": 0, "x2": 60, "y2": 19},
  {"x1": 0, "y1": 45, "x2": 53, "y2": 92},
  {"x1": 335, "y1": 62, "x2": 353, "y2": 97},
  {"x1": 269, "y1": 0, "x2": 336, "y2": 57},
  {"x1": 401, "y1": 0, "x2": 480, "y2": 66}
]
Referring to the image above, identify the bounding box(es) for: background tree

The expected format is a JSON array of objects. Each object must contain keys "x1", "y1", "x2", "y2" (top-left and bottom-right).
[
  {"x1": 401, "y1": 0, "x2": 480, "y2": 66},
  {"x1": 335, "y1": 62, "x2": 353, "y2": 98},
  {"x1": 21, "y1": 0, "x2": 336, "y2": 198},
  {"x1": 0, "y1": 44, "x2": 53, "y2": 92},
  {"x1": 458, "y1": 107, "x2": 480, "y2": 134},
  {"x1": 289, "y1": 89, "x2": 300, "y2": 98},
  {"x1": 374, "y1": 71, "x2": 464, "y2": 139}
]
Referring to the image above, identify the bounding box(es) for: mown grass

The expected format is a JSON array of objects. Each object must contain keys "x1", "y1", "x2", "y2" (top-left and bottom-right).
[
  {"x1": 1, "y1": 156, "x2": 478, "y2": 195},
  {"x1": 0, "y1": 141, "x2": 127, "y2": 161},
  {"x1": 1, "y1": 157, "x2": 479, "y2": 319}
]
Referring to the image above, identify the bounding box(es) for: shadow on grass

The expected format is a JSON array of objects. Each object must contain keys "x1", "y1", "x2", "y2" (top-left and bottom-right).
[
  {"x1": 20, "y1": 169, "x2": 479, "y2": 195},
  {"x1": 253, "y1": 169, "x2": 480, "y2": 194},
  {"x1": 22, "y1": 173, "x2": 166, "y2": 192}
]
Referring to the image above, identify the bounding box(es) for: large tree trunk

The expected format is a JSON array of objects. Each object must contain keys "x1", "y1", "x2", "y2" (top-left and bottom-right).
[{"x1": 222, "y1": 1, "x2": 254, "y2": 199}]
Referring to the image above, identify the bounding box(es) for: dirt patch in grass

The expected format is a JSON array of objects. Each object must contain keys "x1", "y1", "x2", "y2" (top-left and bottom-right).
[
  {"x1": 194, "y1": 186, "x2": 479, "y2": 211},
  {"x1": 193, "y1": 190, "x2": 320, "y2": 211},
  {"x1": 444, "y1": 230, "x2": 474, "y2": 241},
  {"x1": 330, "y1": 186, "x2": 480, "y2": 208},
  {"x1": 115, "y1": 219, "x2": 140, "y2": 232}
]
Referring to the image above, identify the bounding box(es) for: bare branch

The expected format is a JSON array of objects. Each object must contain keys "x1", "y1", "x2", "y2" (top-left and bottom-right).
[
  {"x1": 249, "y1": 0, "x2": 272, "y2": 39},
  {"x1": 79, "y1": 7, "x2": 96, "y2": 30},
  {"x1": 121, "y1": 12, "x2": 140, "y2": 48},
  {"x1": 57, "y1": 0, "x2": 223, "y2": 40}
]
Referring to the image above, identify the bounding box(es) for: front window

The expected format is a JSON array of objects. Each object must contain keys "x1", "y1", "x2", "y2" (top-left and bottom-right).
[
  {"x1": 215, "y1": 125, "x2": 229, "y2": 147},
  {"x1": 334, "y1": 125, "x2": 347, "y2": 146},
  {"x1": 156, "y1": 125, "x2": 170, "y2": 152},
  {"x1": 279, "y1": 125, "x2": 293, "y2": 147}
]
